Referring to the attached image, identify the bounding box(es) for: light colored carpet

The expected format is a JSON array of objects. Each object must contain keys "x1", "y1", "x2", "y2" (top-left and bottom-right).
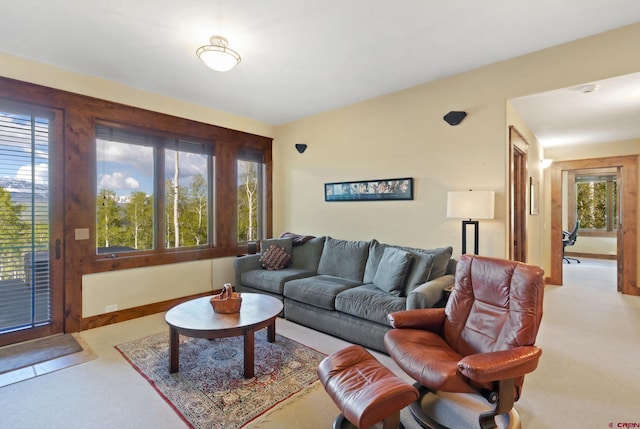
[{"x1": 0, "y1": 258, "x2": 638, "y2": 429}]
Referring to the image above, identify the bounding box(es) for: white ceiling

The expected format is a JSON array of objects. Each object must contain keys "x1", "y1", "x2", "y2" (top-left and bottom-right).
[
  {"x1": 1, "y1": 1, "x2": 640, "y2": 147},
  {"x1": 511, "y1": 72, "x2": 640, "y2": 147}
]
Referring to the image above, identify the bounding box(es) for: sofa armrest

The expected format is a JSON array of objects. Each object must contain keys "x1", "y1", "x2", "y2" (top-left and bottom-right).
[
  {"x1": 406, "y1": 274, "x2": 454, "y2": 309},
  {"x1": 233, "y1": 254, "x2": 261, "y2": 291}
]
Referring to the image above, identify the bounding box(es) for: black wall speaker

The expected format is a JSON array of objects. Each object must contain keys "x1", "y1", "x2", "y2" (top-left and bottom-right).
[
  {"x1": 443, "y1": 111, "x2": 467, "y2": 126},
  {"x1": 295, "y1": 143, "x2": 307, "y2": 154}
]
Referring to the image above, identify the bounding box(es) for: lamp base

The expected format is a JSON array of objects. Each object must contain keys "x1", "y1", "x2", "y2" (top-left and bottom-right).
[{"x1": 462, "y1": 220, "x2": 479, "y2": 255}]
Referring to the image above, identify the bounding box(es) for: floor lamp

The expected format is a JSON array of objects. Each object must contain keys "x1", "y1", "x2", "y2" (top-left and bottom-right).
[{"x1": 447, "y1": 190, "x2": 495, "y2": 255}]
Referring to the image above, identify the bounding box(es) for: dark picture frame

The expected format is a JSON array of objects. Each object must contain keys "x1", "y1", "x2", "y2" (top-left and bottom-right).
[{"x1": 324, "y1": 177, "x2": 413, "y2": 202}]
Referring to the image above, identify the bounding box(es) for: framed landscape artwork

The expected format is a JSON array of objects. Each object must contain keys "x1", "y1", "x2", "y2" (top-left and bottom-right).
[{"x1": 324, "y1": 177, "x2": 413, "y2": 202}]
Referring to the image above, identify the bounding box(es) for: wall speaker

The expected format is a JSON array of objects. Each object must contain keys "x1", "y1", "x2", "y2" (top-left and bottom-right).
[
  {"x1": 443, "y1": 111, "x2": 467, "y2": 126},
  {"x1": 295, "y1": 143, "x2": 307, "y2": 154}
]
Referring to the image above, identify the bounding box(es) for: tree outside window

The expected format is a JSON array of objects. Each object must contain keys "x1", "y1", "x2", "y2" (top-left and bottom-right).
[
  {"x1": 237, "y1": 153, "x2": 264, "y2": 243},
  {"x1": 96, "y1": 125, "x2": 213, "y2": 254},
  {"x1": 569, "y1": 169, "x2": 618, "y2": 236}
]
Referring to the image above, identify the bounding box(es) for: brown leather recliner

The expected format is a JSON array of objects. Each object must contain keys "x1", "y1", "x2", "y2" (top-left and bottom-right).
[{"x1": 384, "y1": 254, "x2": 545, "y2": 429}]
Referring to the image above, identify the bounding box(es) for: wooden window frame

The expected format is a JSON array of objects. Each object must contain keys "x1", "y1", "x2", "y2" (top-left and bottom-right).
[{"x1": 0, "y1": 76, "x2": 272, "y2": 282}]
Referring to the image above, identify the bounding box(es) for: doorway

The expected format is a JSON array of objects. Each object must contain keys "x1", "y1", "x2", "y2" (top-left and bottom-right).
[
  {"x1": 0, "y1": 100, "x2": 65, "y2": 346},
  {"x1": 549, "y1": 156, "x2": 638, "y2": 296},
  {"x1": 509, "y1": 126, "x2": 528, "y2": 262}
]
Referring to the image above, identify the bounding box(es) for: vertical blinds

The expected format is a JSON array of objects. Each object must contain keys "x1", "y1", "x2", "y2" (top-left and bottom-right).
[{"x1": 0, "y1": 110, "x2": 51, "y2": 332}]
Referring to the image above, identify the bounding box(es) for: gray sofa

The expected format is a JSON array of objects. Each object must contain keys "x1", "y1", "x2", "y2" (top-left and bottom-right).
[{"x1": 233, "y1": 235, "x2": 455, "y2": 352}]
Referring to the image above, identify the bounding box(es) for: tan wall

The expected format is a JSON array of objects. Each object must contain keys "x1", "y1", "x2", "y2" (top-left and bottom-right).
[
  {"x1": 3, "y1": 22, "x2": 640, "y2": 315},
  {"x1": 274, "y1": 23, "x2": 640, "y2": 278}
]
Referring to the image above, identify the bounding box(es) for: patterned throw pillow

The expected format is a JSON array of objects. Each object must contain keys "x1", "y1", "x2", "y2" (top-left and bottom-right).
[{"x1": 260, "y1": 244, "x2": 291, "y2": 270}]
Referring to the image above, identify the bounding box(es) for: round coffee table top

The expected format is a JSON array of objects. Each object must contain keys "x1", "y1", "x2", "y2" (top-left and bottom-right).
[{"x1": 165, "y1": 293, "x2": 283, "y2": 333}]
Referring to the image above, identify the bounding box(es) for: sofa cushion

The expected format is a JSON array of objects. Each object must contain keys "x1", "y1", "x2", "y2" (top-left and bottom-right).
[
  {"x1": 260, "y1": 244, "x2": 291, "y2": 270},
  {"x1": 363, "y1": 240, "x2": 386, "y2": 283},
  {"x1": 366, "y1": 241, "x2": 440, "y2": 296},
  {"x1": 241, "y1": 268, "x2": 315, "y2": 294},
  {"x1": 403, "y1": 251, "x2": 436, "y2": 295},
  {"x1": 284, "y1": 275, "x2": 362, "y2": 310},
  {"x1": 291, "y1": 236, "x2": 326, "y2": 271},
  {"x1": 317, "y1": 237, "x2": 370, "y2": 282},
  {"x1": 423, "y1": 246, "x2": 453, "y2": 280},
  {"x1": 372, "y1": 247, "x2": 413, "y2": 295},
  {"x1": 335, "y1": 284, "x2": 406, "y2": 325}
]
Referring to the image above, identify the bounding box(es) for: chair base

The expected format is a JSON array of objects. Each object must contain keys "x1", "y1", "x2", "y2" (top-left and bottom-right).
[
  {"x1": 563, "y1": 256, "x2": 581, "y2": 264},
  {"x1": 333, "y1": 413, "x2": 406, "y2": 429},
  {"x1": 408, "y1": 385, "x2": 521, "y2": 429}
]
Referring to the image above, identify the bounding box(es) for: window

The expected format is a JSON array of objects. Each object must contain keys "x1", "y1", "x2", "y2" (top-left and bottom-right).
[
  {"x1": 0, "y1": 109, "x2": 52, "y2": 329},
  {"x1": 569, "y1": 169, "x2": 618, "y2": 236},
  {"x1": 237, "y1": 150, "x2": 265, "y2": 243},
  {"x1": 96, "y1": 124, "x2": 213, "y2": 255}
]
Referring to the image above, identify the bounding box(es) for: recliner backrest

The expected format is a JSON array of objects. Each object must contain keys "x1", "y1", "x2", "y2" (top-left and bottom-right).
[{"x1": 443, "y1": 255, "x2": 544, "y2": 357}]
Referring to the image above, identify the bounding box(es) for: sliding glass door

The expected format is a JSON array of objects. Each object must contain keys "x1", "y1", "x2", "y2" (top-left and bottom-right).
[{"x1": 0, "y1": 100, "x2": 63, "y2": 346}]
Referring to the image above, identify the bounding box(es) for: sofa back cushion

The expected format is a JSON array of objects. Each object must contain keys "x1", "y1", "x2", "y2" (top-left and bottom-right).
[
  {"x1": 423, "y1": 246, "x2": 453, "y2": 280},
  {"x1": 291, "y1": 236, "x2": 326, "y2": 271},
  {"x1": 317, "y1": 237, "x2": 370, "y2": 282},
  {"x1": 372, "y1": 247, "x2": 413, "y2": 295},
  {"x1": 364, "y1": 240, "x2": 386, "y2": 283}
]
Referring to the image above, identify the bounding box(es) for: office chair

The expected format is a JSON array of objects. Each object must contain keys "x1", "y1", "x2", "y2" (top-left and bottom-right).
[
  {"x1": 562, "y1": 220, "x2": 581, "y2": 264},
  {"x1": 385, "y1": 255, "x2": 545, "y2": 429}
]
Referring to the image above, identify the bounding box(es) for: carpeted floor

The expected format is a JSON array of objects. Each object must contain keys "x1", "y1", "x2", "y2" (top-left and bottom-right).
[
  {"x1": 116, "y1": 330, "x2": 326, "y2": 429},
  {"x1": 0, "y1": 334, "x2": 83, "y2": 374}
]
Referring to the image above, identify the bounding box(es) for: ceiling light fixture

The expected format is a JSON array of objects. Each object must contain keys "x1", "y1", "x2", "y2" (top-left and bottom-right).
[{"x1": 196, "y1": 36, "x2": 241, "y2": 72}]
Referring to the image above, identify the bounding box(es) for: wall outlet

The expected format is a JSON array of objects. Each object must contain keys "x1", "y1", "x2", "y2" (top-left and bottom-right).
[{"x1": 105, "y1": 304, "x2": 118, "y2": 312}]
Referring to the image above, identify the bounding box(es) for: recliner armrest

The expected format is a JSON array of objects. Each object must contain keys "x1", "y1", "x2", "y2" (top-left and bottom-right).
[
  {"x1": 387, "y1": 308, "x2": 446, "y2": 332},
  {"x1": 457, "y1": 346, "x2": 542, "y2": 383}
]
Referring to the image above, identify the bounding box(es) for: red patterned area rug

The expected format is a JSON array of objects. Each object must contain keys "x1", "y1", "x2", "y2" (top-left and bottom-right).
[{"x1": 116, "y1": 330, "x2": 326, "y2": 429}]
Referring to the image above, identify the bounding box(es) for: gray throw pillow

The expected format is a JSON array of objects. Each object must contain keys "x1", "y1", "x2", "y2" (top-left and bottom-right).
[
  {"x1": 364, "y1": 239, "x2": 386, "y2": 283},
  {"x1": 403, "y1": 251, "x2": 435, "y2": 295},
  {"x1": 423, "y1": 246, "x2": 453, "y2": 280},
  {"x1": 317, "y1": 237, "x2": 370, "y2": 282},
  {"x1": 373, "y1": 247, "x2": 413, "y2": 296}
]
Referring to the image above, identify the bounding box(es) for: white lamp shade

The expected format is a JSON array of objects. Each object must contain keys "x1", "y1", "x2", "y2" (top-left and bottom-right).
[{"x1": 447, "y1": 190, "x2": 495, "y2": 220}]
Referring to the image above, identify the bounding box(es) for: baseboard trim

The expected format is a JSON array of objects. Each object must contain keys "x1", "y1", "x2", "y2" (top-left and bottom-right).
[
  {"x1": 564, "y1": 252, "x2": 617, "y2": 260},
  {"x1": 79, "y1": 291, "x2": 216, "y2": 331}
]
